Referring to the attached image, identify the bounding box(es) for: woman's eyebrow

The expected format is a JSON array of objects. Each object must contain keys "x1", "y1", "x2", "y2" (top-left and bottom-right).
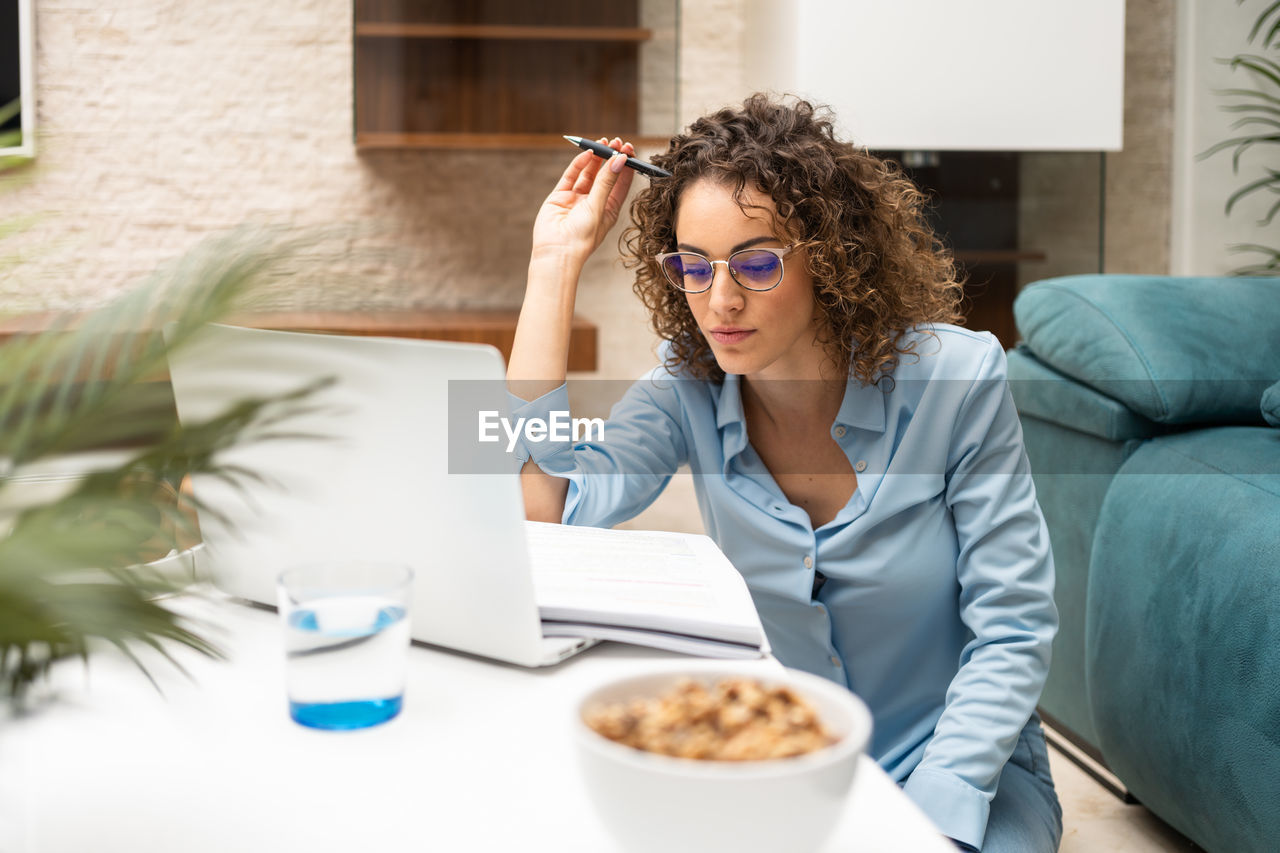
[{"x1": 675, "y1": 235, "x2": 780, "y2": 255}]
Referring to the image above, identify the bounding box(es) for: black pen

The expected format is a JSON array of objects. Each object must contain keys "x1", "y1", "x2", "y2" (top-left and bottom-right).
[{"x1": 563, "y1": 135, "x2": 672, "y2": 179}]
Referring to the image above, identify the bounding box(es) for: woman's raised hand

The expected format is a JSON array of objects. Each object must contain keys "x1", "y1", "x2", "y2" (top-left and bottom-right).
[
  {"x1": 531, "y1": 137, "x2": 636, "y2": 268},
  {"x1": 512, "y1": 137, "x2": 635, "y2": 516}
]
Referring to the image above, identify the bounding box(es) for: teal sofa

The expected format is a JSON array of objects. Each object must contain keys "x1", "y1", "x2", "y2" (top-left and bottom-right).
[{"x1": 1006, "y1": 274, "x2": 1280, "y2": 853}]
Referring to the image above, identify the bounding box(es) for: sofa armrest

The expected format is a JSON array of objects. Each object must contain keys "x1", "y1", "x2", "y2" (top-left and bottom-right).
[
  {"x1": 1007, "y1": 346, "x2": 1165, "y2": 442},
  {"x1": 1013, "y1": 275, "x2": 1280, "y2": 425}
]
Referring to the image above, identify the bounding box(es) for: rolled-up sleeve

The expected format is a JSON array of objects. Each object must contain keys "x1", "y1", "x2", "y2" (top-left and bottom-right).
[
  {"x1": 902, "y1": 339, "x2": 1058, "y2": 849},
  {"x1": 506, "y1": 373, "x2": 689, "y2": 529}
]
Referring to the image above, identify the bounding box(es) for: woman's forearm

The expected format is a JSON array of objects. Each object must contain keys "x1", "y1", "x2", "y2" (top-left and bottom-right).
[
  {"x1": 508, "y1": 252, "x2": 584, "y2": 401},
  {"x1": 519, "y1": 458, "x2": 570, "y2": 523},
  {"x1": 509, "y1": 254, "x2": 580, "y2": 522},
  {"x1": 508, "y1": 140, "x2": 633, "y2": 522},
  {"x1": 510, "y1": 251, "x2": 588, "y2": 521}
]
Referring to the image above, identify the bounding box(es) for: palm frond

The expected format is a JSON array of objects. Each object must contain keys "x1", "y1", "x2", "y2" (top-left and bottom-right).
[
  {"x1": 1247, "y1": 0, "x2": 1280, "y2": 46},
  {"x1": 1198, "y1": 134, "x2": 1280, "y2": 171},
  {"x1": 0, "y1": 224, "x2": 339, "y2": 704},
  {"x1": 1213, "y1": 87, "x2": 1280, "y2": 107},
  {"x1": 1224, "y1": 168, "x2": 1280, "y2": 217},
  {"x1": 1229, "y1": 115, "x2": 1280, "y2": 132},
  {"x1": 1203, "y1": 12, "x2": 1280, "y2": 271},
  {"x1": 1220, "y1": 101, "x2": 1280, "y2": 119},
  {"x1": 1225, "y1": 54, "x2": 1280, "y2": 89},
  {"x1": 1226, "y1": 243, "x2": 1280, "y2": 276}
]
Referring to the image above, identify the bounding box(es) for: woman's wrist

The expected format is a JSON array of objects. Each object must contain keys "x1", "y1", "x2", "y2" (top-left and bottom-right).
[
  {"x1": 509, "y1": 252, "x2": 583, "y2": 393},
  {"x1": 524, "y1": 252, "x2": 584, "y2": 311},
  {"x1": 528, "y1": 245, "x2": 590, "y2": 277}
]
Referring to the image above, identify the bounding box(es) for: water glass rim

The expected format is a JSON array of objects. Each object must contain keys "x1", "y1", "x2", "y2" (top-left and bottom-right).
[{"x1": 278, "y1": 560, "x2": 415, "y2": 598}]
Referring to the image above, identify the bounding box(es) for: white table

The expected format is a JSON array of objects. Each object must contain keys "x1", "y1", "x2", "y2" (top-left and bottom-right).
[{"x1": 1, "y1": 594, "x2": 951, "y2": 853}]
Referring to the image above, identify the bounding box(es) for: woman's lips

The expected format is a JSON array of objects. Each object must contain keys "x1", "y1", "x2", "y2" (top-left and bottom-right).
[{"x1": 709, "y1": 328, "x2": 755, "y2": 344}]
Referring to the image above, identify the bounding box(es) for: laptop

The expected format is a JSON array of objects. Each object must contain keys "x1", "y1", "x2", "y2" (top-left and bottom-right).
[{"x1": 165, "y1": 323, "x2": 595, "y2": 667}]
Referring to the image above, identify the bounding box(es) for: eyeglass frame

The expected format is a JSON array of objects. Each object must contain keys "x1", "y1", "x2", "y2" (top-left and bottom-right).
[{"x1": 654, "y1": 245, "x2": 795, "y2": 294}]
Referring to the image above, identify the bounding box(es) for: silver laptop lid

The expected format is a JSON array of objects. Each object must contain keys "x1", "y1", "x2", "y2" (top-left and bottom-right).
[{"x1": 166, "y1": 324, "x2": 550, "y2": 665}]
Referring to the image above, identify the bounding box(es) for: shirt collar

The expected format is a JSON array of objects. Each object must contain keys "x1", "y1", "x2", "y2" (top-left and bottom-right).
[
  {"x1": 716, "y1": 373, "x2": 746, "y2": 430},
  {"x1": 835, "y1": 377, "x2": 887, "y2": 434},
  {"x1": 715, "y1": 371, "x2": 887, "y2": 436}
]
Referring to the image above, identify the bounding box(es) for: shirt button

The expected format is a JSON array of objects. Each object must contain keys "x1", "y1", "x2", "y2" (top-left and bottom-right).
[
  {"x1": 803, "y1": 556, "x2": 814, "y2": 569},
  {"x1": 855, "y1": 460, "x2": 867, "y2": 473},
  {"x1": 830, "y1": 656, "x2": 841, "y2": 666},
  {"x1": 833, "y1": 425, "x2": 847, "y2": 438}
]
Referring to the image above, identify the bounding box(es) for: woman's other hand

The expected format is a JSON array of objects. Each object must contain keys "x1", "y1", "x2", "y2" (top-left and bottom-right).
[{"x1": 531, "y1": 137, "x2": 636, "y2": 267}]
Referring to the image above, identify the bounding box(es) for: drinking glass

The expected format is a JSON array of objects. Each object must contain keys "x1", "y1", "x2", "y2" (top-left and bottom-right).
[{"x1": 277, "y1": 561, "x2": 414, "y2": 730}]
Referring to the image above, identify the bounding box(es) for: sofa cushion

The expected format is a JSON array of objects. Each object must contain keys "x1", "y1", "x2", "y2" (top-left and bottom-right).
[
  {"x1": 1087, "y1": 427, "x2": 1280, "y2": 853},
  {"x1": 1264, "y1": 380, "x2": 1280, "y2": 428},
  {"x1": 1018, "y1": 413, "x2": 1138, "y2": 751},
  {"x1": 1014, "y1": 275, "x2": 1280, "y2": 425}
]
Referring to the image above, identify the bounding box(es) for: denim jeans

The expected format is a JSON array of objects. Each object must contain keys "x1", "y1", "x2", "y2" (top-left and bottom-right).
[{"x1": 953, "y1": 713, "x2": 1064, "y2": 852}]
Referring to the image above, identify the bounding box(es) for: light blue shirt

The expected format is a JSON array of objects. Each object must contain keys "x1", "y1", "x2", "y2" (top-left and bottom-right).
[{"x1": 510, "y1": 325, "x2": 1057, "y2": 849}]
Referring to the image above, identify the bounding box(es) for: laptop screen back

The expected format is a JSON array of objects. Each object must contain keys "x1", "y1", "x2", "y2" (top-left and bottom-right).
[{"x1": 166, "y1": 325, "x2": 547, "y2": 663}]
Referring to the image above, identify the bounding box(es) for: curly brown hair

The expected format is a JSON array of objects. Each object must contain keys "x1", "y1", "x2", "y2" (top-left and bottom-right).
[{"x1": 621, "y1": 94, "x2": 966, "y2": 386}]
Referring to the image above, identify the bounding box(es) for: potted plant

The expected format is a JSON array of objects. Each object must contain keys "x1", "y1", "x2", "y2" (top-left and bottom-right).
[
  {"x1": 1201, "y1": 1, "x2": 1280, "y2": 274},
  {"x1": 0, "y1": 107, "x2": 329, "y2": 703}
]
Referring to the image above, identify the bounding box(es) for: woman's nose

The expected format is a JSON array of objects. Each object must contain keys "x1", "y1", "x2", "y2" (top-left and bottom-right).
[{"x1": 706, "y1": 262, "x2": 744, "y2": 314}]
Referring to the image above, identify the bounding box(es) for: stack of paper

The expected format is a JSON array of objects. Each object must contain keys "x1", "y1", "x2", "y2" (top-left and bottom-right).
[{"x1": 525, "y1": 521, "x2": 770, "y2": 659}]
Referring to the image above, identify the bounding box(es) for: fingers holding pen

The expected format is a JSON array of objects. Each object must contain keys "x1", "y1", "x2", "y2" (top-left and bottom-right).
[
  {"x1": 605, "y1": 137, "x2": 632, "y2": 172},
  {"x1": 573, "y1": 137, "x2": 634, "y2": 190},
  {"x1": 535, "y1": 136, "x2": 639, "y2": 262},
  {"x1": 571, "y1": 137, "x2": 611, "y2": 194},
  {"x1": 554, "y1": 149, "x2": 597, "y2": 193},
  {"x1": 586, "y1": 140, "x2": 635, "y2": 227},
  {"x1": 603, "y1": 141, "x2": 637, "y2": 219}
]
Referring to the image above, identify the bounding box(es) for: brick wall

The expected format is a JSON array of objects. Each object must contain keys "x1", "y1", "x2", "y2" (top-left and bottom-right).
[
  {"x1": 0, "y1": 0, "x2": 1175, "y2": 534},
  {"x1": 2, "y1": 0, "x2": 748, "y2": 380},
  {"x1": 1, "y1": 0, "x2": 1172, "y2": 337}
]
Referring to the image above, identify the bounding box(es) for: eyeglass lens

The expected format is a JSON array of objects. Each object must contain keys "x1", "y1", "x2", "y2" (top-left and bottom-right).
[{"x1": 661, "y1": 249, "x2": 783, "y2": 292}]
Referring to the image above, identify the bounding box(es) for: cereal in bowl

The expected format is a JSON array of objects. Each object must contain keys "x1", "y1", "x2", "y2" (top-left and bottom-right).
[{"x1": 583, "y1": 677, "x2": 836, "y2": 760}]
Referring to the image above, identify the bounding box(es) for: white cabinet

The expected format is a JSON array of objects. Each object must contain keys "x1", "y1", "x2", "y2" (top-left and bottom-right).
[{"x1": 742, "y1": 0, "x2": 1125, "y2": 151}]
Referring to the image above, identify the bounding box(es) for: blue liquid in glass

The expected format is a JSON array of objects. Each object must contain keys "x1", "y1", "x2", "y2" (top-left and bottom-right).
[
  {"x1": 285, "y1": 601, "x2": 409, "y2": 730},
  {"x1": 287, "y1": 604, "x2": 406, "y2": 634},
  {"x1": 289, "y1": 696, "x2": 403, "y2": 730}
]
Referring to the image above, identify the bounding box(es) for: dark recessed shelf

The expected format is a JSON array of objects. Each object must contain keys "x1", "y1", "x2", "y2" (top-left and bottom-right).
[
  {"x1": 353, "y1": 0, "x2": 674, "y2": 152},
  {"x1": 355, "y1": 23, "x2": 652, "y2": 41},
  {"x1": 356, "y1": 132, "x2": 672, "y2": 151},
  {"x1": 954, "y1": 249, "x2": 1048, "y2": 265}
]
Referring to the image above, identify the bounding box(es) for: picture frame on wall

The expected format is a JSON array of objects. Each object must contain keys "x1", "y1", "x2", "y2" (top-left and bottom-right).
[{"x1": 1, "y1": 0, "x2": 36, "y2": 160}]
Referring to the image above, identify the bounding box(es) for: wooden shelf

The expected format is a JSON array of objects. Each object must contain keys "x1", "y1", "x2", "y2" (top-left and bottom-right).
[
  {"x1": 0, "y1": 310, "x2": 599, "y2": 373},
  {"x1": 356, "y1": 132, "x2": 673, "y2": 151},
  {"x1": 355, "y1": 23, "x2": 652, "y2": 42},
  {"x1": 237, "y1": 310, "x2": 597, "y2": 373},
  {"x1": 353, "y1": 0, "x2": 674, "y2": 151}
]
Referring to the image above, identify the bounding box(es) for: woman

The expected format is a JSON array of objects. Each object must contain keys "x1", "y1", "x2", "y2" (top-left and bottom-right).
[{"x1": 506, "y1": 94, "x2": 1062, "y2": 853}]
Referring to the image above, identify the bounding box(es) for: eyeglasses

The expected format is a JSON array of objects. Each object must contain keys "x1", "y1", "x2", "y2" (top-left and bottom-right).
[{"x1": 654, "y1": 246, "x2": 793, "y2": 293}]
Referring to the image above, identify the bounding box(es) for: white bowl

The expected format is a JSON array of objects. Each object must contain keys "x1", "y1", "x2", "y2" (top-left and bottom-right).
[{"x1": 574, "y1": 666, "x2": 873, "y2": 853}]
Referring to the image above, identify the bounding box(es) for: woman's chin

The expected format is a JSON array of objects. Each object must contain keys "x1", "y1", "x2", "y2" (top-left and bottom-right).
[{"x1": 712, "y1": 354, "x2": 760, "y2": 377}]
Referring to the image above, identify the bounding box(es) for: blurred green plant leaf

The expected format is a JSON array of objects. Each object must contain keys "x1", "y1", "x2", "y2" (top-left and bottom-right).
[
  {"x1": 0, "y1": 217, "x2": 337, "y2": 704},
  {"x1": 1246, "y1": 0, "x2": 1280, "y2": 45},
  {"x1": 1201, "y1": 4, "x2": 1280, "y2": 273},
  {"x1": 1227, "y1": 242, "x2": 1280, "y2": 274},
  {"x1": 1224, "y1": 168, "x2": 1280, "y2": 221}
]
